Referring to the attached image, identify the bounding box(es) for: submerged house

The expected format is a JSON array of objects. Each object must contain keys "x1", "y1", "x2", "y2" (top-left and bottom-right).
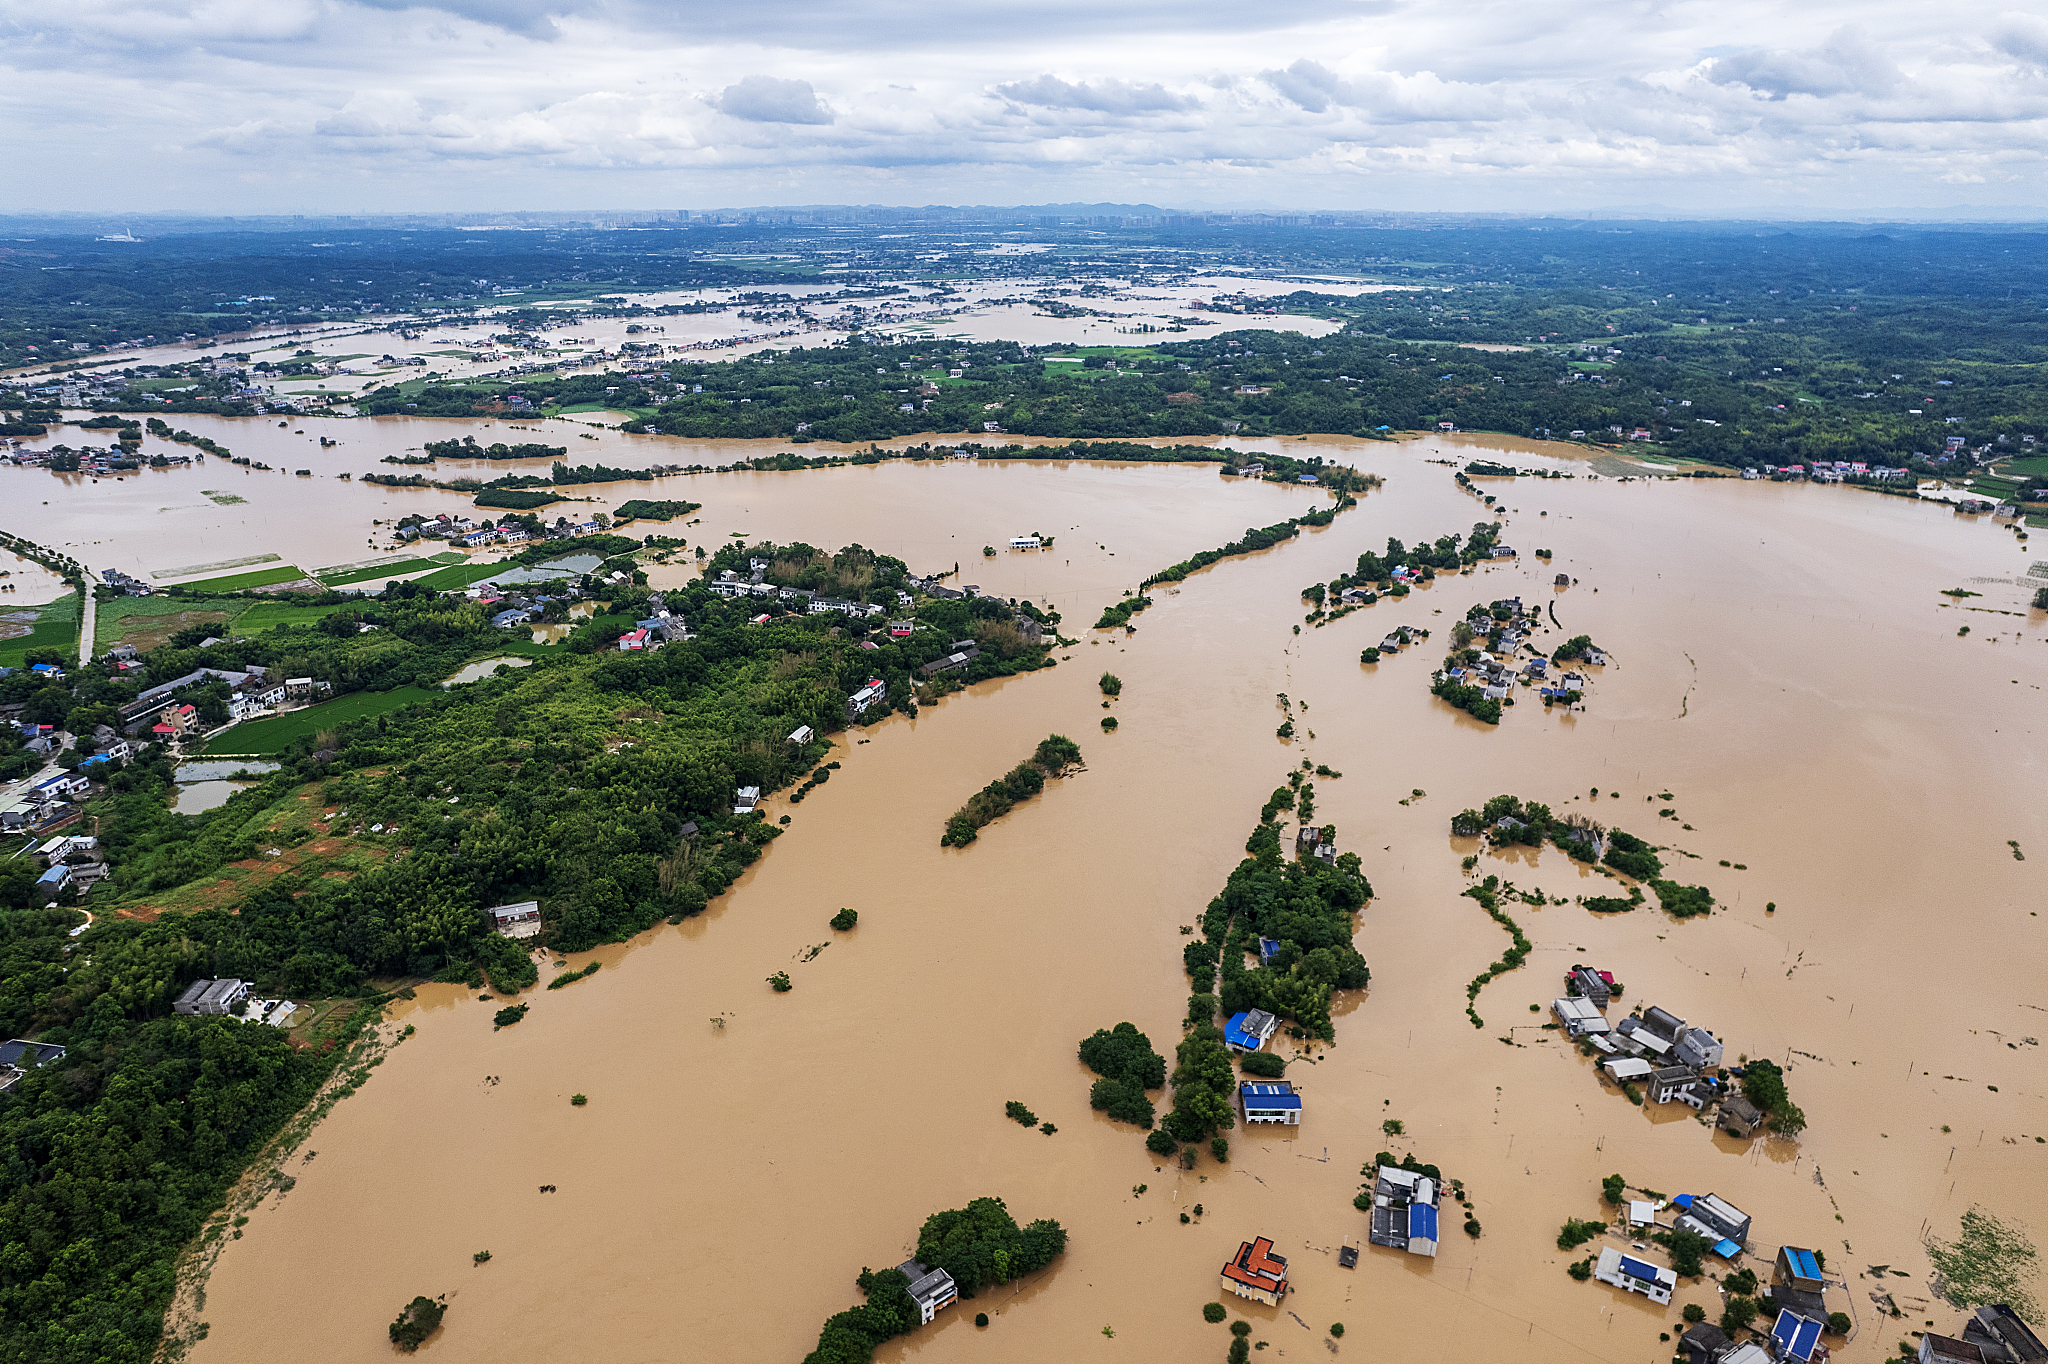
[
  {"x1": 1220, "y1": 1237, "x2": 1290, "y2": 1306},
  {"x1": 1553, "y1": 996, "x2": 1611, "y2": 1038},
  {"x1": 1365, "y1": 1164, "x2": 1439, "y2": 1257},
  {"x1": 1594, "y1": 1247, "x2": 1677, "y2": 1305},
  {"x1": 1225, "y1": 1009, "x2": 1279, "y2": 1053},
  {"x1": 895, "y1": 1260, "x2": 959, "y2": 1324},
  {"x1": 1239, "y1": 1082, "x2": 1302, "y2": 1125},
  {"x1": 1771, "y1": 1309, "x2": 1830, "y2": 1364},
  {"x1": 1718, "y1": 1093, "x2": 1766, "y2": 1137},
  {"x1": 1957, "y1": 1304, "x2": 2047, "y2": 1363},
  {"x1": 1674, "y1": 1193, "x2": 1751, "y2": 1256}
]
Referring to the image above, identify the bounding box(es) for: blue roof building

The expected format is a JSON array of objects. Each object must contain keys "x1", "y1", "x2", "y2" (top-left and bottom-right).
[
  {"x1": 1239, "y1": 1082, "x2": 1301, "y2": 1125},
  {"x1": 1770, "y1": 1309, "x2": 1826, "y2": 1363},
  {"x1": 1225, "y1": 1009, "x2": 1279, "y2": 1052},
  {"x1": 1406, "y1": 1202, "x2": 1438, "y2": 1255},
  {"x1": 1594, "y1": 1246, "x2": 1676, "y2": 1303},
  {"x1": 1777, "y1": 1246, "x2": 1824, "y2": 1292}
]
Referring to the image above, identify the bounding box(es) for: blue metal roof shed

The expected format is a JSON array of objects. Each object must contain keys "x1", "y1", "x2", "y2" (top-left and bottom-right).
[
  {"x1": 1784, "y1": 1248, "x2": 1822, "y2": 1282},
  {"x1": 1406, "y1": 1203, "x2": 1439, "y2": 1255}
]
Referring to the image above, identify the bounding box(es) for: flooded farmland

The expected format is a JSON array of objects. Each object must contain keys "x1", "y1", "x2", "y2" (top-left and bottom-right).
[{"x1": 146, "y1": 435, "x2": 2047, "y2": 1364}]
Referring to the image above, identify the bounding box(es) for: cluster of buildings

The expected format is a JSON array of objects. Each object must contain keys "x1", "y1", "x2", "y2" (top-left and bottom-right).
[
  {"x1": 1555, "y1": 974, "x2": 1765, "y2": 1135},
  {"x1": 1912, "y1": 1305, "x2": 2047, "y2": 1364},
  {"x1": 99, "y1": 567, "x2": 152, "y2": 596},
  {"x1": 1, "y1": 768, "x2": 98, "y2": 840},
  {"x1": 1442, "y1": 601, "x2": 1599, "y2": 704},
  {"x1": 1747, "y1": 462, "x2": 1911, "y2": 483},
  {"x1": 615, "y1": 592, "x2": 693, "y2": 651},
  {"x1": 27, "y1": 832, "x2": 109, "y2": 902},
  {"x1": 706, "y1": 559, "x2": 893, "y2": 619},
  {"x1": 399, "y1": 513, "x2": 608, "y2": 546},
  {"x1": 115, "y1": 664, "x2": 314, "y2": 736}
]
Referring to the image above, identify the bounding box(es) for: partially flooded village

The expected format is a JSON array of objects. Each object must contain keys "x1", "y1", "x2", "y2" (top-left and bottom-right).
[{"x1": 0, "y1": 219, "x2": 2043, "y2": 1364}]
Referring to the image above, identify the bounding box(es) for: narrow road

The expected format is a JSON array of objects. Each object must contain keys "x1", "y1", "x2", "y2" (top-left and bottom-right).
[{"x1": 76, "y1": 576, "x2": 97, "y2": 663}]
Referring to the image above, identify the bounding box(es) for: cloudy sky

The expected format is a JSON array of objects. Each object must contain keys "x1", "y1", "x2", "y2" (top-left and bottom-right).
[{"x1": 6, "y1": 0, "x2": 2048, "y2": 215}]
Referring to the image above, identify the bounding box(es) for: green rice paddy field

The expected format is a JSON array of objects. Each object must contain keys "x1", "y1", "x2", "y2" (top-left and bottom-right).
[{"x1": 0, "y1": 591, "x2": 80, "y2": 668}]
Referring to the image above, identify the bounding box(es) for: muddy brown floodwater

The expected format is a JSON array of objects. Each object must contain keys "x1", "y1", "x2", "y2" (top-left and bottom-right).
[{"x1": 177, "y1": 439, "x2": 2045, "y2": 1364}]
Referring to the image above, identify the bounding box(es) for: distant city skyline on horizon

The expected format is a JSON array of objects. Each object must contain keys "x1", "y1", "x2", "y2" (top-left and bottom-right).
[{"x1": 4, "y1": 0, "x2": 2046, "y2": 217}]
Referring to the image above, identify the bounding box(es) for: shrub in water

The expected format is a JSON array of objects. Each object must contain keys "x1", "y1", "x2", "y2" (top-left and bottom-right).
[{"x1": 388, "y1": 1296, "x2": 446, "y2": 1352}]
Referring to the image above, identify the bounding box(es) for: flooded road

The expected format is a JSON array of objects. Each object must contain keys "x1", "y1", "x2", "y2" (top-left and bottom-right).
[{"x1": 177, "y1": 442, "x2": 2046, "y2": 1364}]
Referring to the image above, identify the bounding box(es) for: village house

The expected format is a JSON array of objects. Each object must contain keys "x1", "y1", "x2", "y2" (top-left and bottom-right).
[
  {"x1": 1673, "y1": 1193, "x2": 1751, "y2": 1254},
  {"x1": 1224, "y1": 1008, "x2": 1279, "y2": 1052},
  {"x1": 1681, "y1": 1323, "x2": 1733, "y2": 1364},
  {"x1": 1594, "y1": 1247, "x2": 1677, "y2": 1304},
  {"x1": 1568, "y1": 965, "x2": 1613, "y2": 1007},
  {"x1": 786, "y1": 725, "x2": 814, "y2": 745},
  {"x1": 1676, "y1": 1026, "x2": 1724, "y2": 1070},
  {"x1": 1602, "y1": 1056, "x2": 1654, "y2": 1084},
  {"x1": 1220, "y1": 1236, "x2": 1290, "y2": 1305},
  {"x1": 1772, "y1": 1246, "x2": 1829, "y2": 1321},
  {"x1": 918, "y1": 643, "x2": 980, "y2": 677},
  {"x1": 1553, "y1": 996, "x2": 1611, "y2": 1038},
  {"x1": 1953, "y1": 1304, "x2": 2047, "y2": 1363},
  {"x1": 895, "y1": 1260, "x2": 959, "y2": 1324},
  {"x1": 1717, "y1": 1094, "x2": 1766, "y2": 1137},
  {"x1": 1919, "y1": 1335, "x2": 1986, "y2": 1364},
  {"x1": 173, "y1": 978, "x2": 250, "y2": 1016},
  {"x1": 1238, "y1": 1081, "x2": 1302, "y2": 1125},
  {"x1": 0, "y1": 1039, "x2": 66, "y2": 1070},
  {"x1": 1650, "y1": 1065, "x2": 1707, "y2": 1108},
  {"x1": 1771, "y1": 1310, "x2": 1830, "y2": 1364},
  {"x1": 733, "y1": 786, "x2": 761, "y2": 816},
  {"x1": 33, "y1": 865, "x2": 71, "y2": 902},
  {"x1": 1366, "y1": 1163, "x2": 1440, "y2": 1257},
  {"x1": 484, "y1": 901, "x2": 542, "y2": 939},
  {"x1": 846, "y1": 678, "x2": 886, "y2": 722}
]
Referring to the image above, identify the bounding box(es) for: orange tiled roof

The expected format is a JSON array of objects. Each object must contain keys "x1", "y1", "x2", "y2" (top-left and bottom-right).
[{"x1": 1222, "y1": 1237, "x2": 1288, "y2": 1292}]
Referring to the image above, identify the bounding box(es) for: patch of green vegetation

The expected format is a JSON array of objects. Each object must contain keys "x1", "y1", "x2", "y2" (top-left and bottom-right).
[
  {"x1": 800, "y1": 1199, "x2": 1067, "y2": 1363},
  {"x1": 231, "y1": 601, "x2": 364, "y2": 633},
  {"x1": 409, "y1": 560, "x2": 522, "y2": 592},
  {"x1": 611, "y1": 498, "x2": 702, "y2": 522},
  {"x1": 0, "y1": 590, "x2": 81, "y2": 667},
  {"x1": 1078, "y1": 1021, "x2": 1166, "y2": 1128},
  {"x1": 318, "y1": 559, "x2": 445, "y2": 587},
  {"x1": 197, "y1": 686, "x2": 438, "y2": 755},
  {"x1": 941, "y1": 735, "x2": 1083, "y2": 846},
  {"x1": 170, "y1": 565, "x2": 309, "y2": 594}
]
